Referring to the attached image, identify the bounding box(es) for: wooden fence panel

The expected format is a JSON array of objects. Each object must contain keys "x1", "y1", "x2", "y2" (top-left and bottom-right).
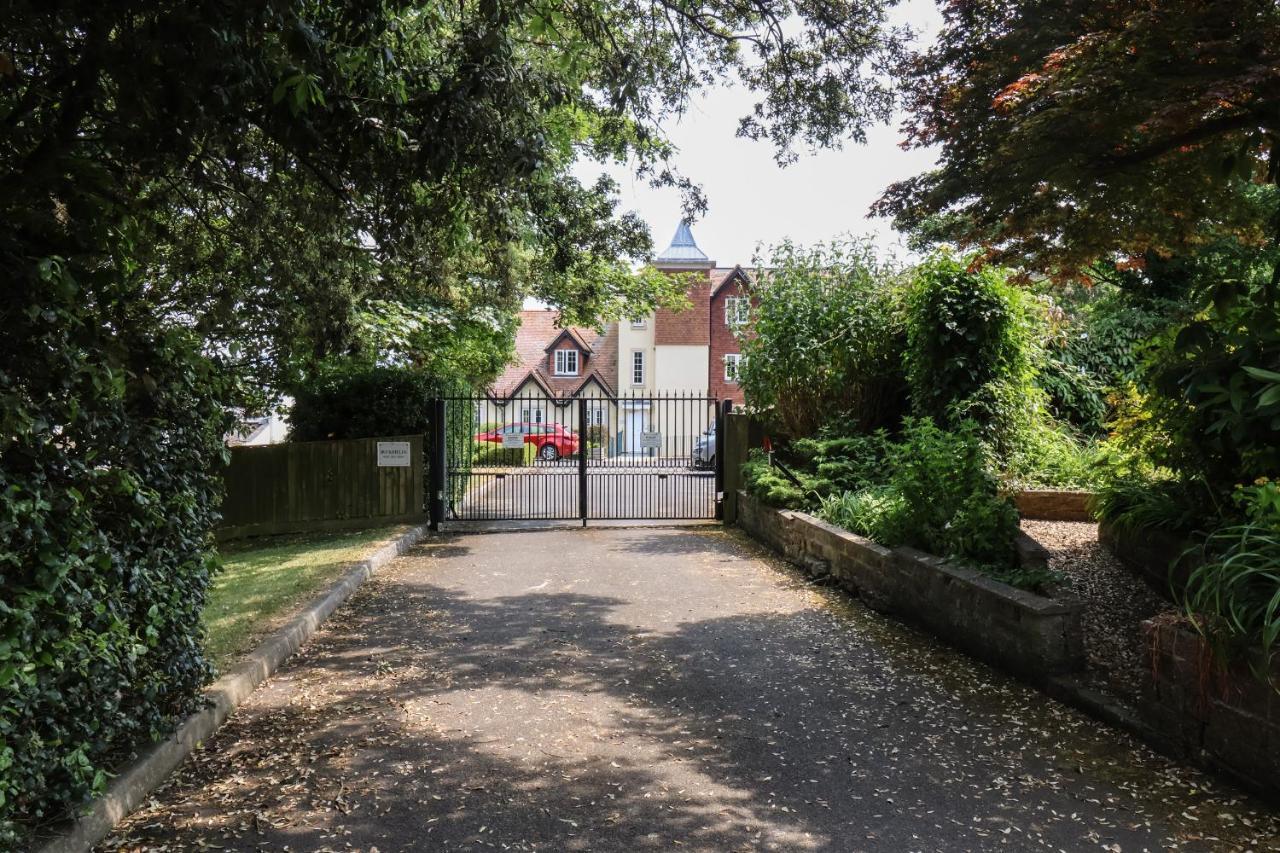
[{"x1": 219, "y1": 434, "x2": 426, "y2": 540}]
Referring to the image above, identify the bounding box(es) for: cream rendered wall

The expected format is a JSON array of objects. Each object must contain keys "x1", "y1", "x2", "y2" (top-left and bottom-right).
[
  {"x1": 478, "y1": 382, "x2": 556, "y2": 429},
  {"x1": 653, "y1": 345, "x2": 709, "y2": 395},
  {"x1": 617, "y1": 314, "x2": 656, "y2": 394},
  {"x1": 651, "y1": 345, "x2": 711, "y2": 457}
]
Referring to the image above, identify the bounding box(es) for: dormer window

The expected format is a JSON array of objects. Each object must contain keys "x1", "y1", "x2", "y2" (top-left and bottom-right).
[
  {"x1": 554, "y1": 349, "x2": 579, "y2": 376},
  {"x1": 725, "y1": 297, "x2": 749, "y2": 327}
]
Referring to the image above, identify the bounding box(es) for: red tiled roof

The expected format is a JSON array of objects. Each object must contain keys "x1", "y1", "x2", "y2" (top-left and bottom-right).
[
  {"x1": 490, "y1": 309, "x2": 618, "y2": 400},
  {"x1": 711, "y1": 265, "x2": 753, "y2": 298},
  {"x1": 544, "y1": 327, "x2": 594, "y2": 354}
]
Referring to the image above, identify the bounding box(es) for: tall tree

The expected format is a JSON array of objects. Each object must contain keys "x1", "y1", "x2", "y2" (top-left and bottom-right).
[
  {"x1": 1, "y1": 4, "x2": 907, "y2": 836},
  {"x1": 876, "y1": 0, "x2": 1280, "y2": 281},
  {"x1": 4, "y1": 0, "x2": 908, "y2": 396}
]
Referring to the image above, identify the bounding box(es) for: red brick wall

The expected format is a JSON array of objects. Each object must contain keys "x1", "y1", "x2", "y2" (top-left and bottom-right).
[
  {"x1": 654, "y1": 271, "x2": 711, "y2": 345},
  {"x1": 709, "y1": 277, "x2": 752, "y2": 403},
  {"x1": 1142, "y1": 619, "x2": 1280, "y2": 791}
]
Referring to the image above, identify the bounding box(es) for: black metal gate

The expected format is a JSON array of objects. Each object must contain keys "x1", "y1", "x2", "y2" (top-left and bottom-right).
[{"x1": 440, "y1": 391, "x2": 725, "y2": 523}]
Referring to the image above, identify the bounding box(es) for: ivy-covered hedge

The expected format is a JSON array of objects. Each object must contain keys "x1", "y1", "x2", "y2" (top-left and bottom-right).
[
  {"x1": 1, "y1": 266, "x2": 232, "y2": 843},
  {"x1": 904, "y1": 253, "x2": 1039, "y2": 459}
]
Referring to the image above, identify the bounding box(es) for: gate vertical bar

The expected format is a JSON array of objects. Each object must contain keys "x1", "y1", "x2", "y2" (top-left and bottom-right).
[
  {"x1": 429, "y1": 397, "x2": 447, "y2": 530},
  {"x1": 578, "y1": 396, "x2": 589, "y2": 526},
  {"x1": 715, "y1": 398, "x2": 731, "y2": 520}
]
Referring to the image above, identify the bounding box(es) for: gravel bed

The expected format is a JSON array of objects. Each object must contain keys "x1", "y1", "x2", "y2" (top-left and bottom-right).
[{"x1": 1022, "y1": 519, "x2": 1175, "y2": 700}]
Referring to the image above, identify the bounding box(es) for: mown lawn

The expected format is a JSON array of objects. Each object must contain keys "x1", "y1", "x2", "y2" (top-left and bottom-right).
[{"x1": 205, "y1": 525, "x2": 407, "y2": 671}]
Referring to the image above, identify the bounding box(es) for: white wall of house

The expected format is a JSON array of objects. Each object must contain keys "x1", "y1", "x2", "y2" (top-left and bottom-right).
[
  {"x1": 653, "y1": 345, "x2": 709, "y2": 395},
  {"x1": 480, "y1": 380, "x2": 621, "y2": 455},
  {"x1": 618, "y1": 314, "x2": 655, "y2": 394}
]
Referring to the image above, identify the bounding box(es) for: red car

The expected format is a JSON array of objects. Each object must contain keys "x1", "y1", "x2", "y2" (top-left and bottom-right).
[{"x1": 475, "y1": 423, "x2": 580, "y2": 461}]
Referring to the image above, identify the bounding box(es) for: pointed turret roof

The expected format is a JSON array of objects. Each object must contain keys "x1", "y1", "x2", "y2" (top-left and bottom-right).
[{"x1": 655, "y1": 220, "x2": 713, "y2": 267}]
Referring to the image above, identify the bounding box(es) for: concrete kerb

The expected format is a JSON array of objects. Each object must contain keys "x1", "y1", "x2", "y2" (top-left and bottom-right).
[{"x1": 33, "y1": 524, "x2": 431, "y2": 853}]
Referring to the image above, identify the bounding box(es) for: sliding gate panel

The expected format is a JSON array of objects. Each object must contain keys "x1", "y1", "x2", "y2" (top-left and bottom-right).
[{"x1": 445, "y1": 391, "x2": 718, "y2": 522}]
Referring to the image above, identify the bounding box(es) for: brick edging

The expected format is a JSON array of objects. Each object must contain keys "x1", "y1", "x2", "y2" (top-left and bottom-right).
[
  {"x1": 1013, "y1": 489, "x2": 1094, "y2": 522},
  {"x1": 32, "y1": 524, "x2": 430, "y2": 853}
]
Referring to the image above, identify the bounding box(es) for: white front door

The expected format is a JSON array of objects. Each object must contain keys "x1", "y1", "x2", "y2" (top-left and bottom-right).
[{"x1": 625, "y1": 407, "x2": 647, "y2": 454}]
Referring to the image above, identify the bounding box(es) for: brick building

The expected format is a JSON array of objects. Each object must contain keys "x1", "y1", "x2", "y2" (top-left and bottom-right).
[{"x1": 619, "y1": 221, "x2": 755, "y2": 405}]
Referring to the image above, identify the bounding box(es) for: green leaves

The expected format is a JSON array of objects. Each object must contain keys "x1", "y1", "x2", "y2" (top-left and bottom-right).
[
  {"x1": 1182, "y1": 521, "x2": 1280, "y2": 688},
  {"x1": 738, "y1": 237, "x2": 907, "y2": 437},
  {"x1": 1, "y1": 253, "x2": 231, "y2": 843},
  {"x1": 904, "y1": 252, "x2": 1040, "y2": 460},
  {"x1": 880, "y1": 0, "x2": 1280, "y2": 276},
  {"x1": 271, "y1": 71, "x2": 326, "y2": 114}
]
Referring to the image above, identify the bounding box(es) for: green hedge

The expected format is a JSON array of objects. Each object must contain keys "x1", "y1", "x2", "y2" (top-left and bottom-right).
[
  {"x1": 287, "y1": 364, "x2": 475, "y2": 509},
  {"x1": 472, "y1": 440, "x2": 538, "y2": 467},
  {"x1": 1, "y1": 269, "x2": 231, "y2": 843}
]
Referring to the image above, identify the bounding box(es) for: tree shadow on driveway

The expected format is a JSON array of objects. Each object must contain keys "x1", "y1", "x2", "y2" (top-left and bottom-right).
[{"x1": 104, "y1": 530, "x2": 1280, "y2": 852}]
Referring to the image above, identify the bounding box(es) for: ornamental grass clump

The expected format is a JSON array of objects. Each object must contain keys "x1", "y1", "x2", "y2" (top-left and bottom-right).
[{"x1": 1181, "y1": 480, "x2": 1280, "y2": 685}]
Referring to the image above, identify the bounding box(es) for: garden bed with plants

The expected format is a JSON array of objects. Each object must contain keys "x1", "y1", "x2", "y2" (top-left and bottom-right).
[
  {"x1": 733, "y1": 235, "x2": 1280, "y2": 798},
  {"x1": 738, "y1": 489, "x2": 1086, "y2": 674}
]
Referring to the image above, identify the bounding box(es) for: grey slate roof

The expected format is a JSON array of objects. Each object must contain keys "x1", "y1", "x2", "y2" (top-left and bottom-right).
[{"x1": 655, "y1": 221, "x2": 710, "y2": 264}]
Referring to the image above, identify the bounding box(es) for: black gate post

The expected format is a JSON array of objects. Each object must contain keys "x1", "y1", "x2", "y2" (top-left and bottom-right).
[
  {"x1": 715, "y1": 398, "x2": 731, "y2": 520},
  {"x1": 578, "y1": 396, "x2": 589, "y2": 526},
  {"x1": 428, "y1": 397, "x2": 447, "y2": 531}
]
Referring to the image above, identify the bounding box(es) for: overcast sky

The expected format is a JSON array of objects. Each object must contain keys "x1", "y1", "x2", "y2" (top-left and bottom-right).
[{"x1": 572, "y1": 0, "x2": 943, "y2": 267}]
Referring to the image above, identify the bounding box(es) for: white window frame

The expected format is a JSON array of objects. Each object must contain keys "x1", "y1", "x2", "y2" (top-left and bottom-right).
[
  {"x1": 723, "y1": 353, "x2": 743, "y2": 383},
  {"x1": 553, "y1": 349, "x2": 579, "y2": 376},
  {"x1": 724, "y1": 297, "x2": 749, "y2": 327},
  {"x1": 520, "y1": 408, "x2": 545, "y2": 424},
  {"x1": 585, "y1": 406, "x2": 605, "y2": 426},
  {"x1": 631, "y1": 350, "x2": 645, "y2": 386},
  {"x1": 630, "y1": 316, "x2": 647, "y2": 329}
]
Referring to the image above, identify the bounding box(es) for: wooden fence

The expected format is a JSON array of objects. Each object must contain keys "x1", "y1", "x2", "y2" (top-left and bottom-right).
[{"x1": 219, "y1": 434, "x2": 427, "y2": 540}]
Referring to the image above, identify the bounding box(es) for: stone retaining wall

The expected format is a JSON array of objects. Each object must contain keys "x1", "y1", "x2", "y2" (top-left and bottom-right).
[
  {"x1": 1098, "y1": 520, "x2": 1200, "y2": 600},
  {"x1": 1014, "y1": 489, "x2": 1094, "y2": 522},
  {"x1": 736, "y1": 490, "x2": 1086, "y2": 676},
  {"x1": 1142, "y1": 619, "x2": 1280, "y2": 796}
]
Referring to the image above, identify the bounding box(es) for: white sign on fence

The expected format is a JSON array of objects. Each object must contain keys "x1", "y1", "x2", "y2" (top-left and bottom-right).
[
  {"x1": 501, "y1": 433, "x2": 527, "y2": 450},
  {"x1": 376, "y1": 440, "x2": 412, "y2": 467},
  {"x1": 639, "y1": 430, "x2": 662, "y2": 450}
]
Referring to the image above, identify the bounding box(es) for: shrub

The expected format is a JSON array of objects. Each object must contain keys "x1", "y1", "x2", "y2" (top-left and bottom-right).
[
  {"x1": 289, "y1": 364, "x2": 466, "y2": 441},
  {"x1": 817, "y1": 486, "x2": 904, "y2": 542},
  {"x1": 1004, "y1": 420, "x2": 1101, "y2": 491},
  {"x1": 904, "y1": 253, "x2": 1039, "y2": 458},
  {"x1": 876, "y1": 419, "x2": 1022, "y2": 569},
  {"x1": 1036, "y1": 285, "x2": 1178, "y2": 434},
  {"x1": 791, "y1": 431, "x2": 895, "y2": 496},
  {"x1": 1, "y1": 266, "x2": 232, "y2": 843},
  {"x1": 738, "y1": 237, "x2": 908, "y2": 437},
  {"x1": 812, "y1": 419, "x2": 1048, "y2": 588},
  {"x1": 472, "y1": 441, "x2": 537, "y2": 467},
  {"x1": 1145, "y1": 284, "x2": 1280, "y2": 501},
  {"x1": 1090, "y1": 232, "x2": 1280, "y2": 535},
  {"x1": 288, "y1": 363, "x2": 475, "y2": 509},
  {"x1": 741, "y1": 431, "x2": 894, "y2": 510},
  {"x1": 742, "y1": 449, "x2": 817, "y2": 509}
]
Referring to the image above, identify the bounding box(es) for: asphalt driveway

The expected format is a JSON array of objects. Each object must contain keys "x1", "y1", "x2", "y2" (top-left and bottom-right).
[{"x1": 103, "y1": 527, "x2": 1280, "y2": 851}]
